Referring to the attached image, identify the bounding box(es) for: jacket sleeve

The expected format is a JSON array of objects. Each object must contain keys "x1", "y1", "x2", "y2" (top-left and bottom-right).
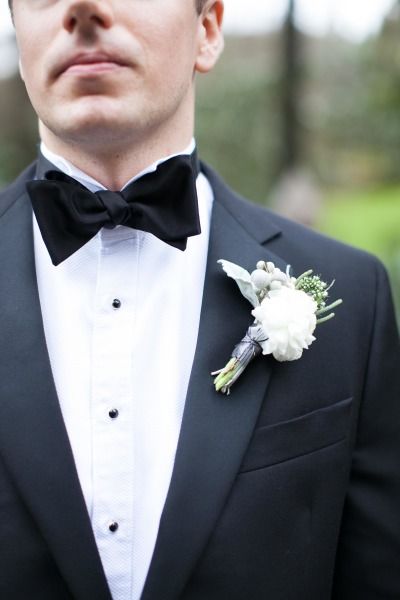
[{"x1": 332, "y1": 259, "x2": 400, "y2": 598}]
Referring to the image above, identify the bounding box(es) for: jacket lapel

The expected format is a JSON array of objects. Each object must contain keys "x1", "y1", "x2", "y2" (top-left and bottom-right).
[
  {"x1": 142, "y1": 167, "x2": 284, "y2": 600},
  {"x1": 0, "y1": 176, "x2": 111, "y2": 600}
]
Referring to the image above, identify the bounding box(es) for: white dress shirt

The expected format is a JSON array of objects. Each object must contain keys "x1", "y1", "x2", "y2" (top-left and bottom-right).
[{"x1": 34, "y1": 141, "x2": 213, "y2": 600}]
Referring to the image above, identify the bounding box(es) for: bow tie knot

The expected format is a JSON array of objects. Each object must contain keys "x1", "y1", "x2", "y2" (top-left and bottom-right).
[
  {"x1": 96, "y1": 190, "x2": 132, "y2": 228},
  {"x1": 27, "y1": 150, "x2": 201, "y2": 265}
]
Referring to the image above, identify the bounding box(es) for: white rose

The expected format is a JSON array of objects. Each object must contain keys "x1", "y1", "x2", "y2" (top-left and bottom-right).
[{"x1": 251, "y1": 287, "x2": 317, "y2": 361}]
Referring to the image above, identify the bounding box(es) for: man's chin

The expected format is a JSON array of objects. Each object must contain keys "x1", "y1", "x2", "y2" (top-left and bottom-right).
[
  {"x1": 66, "y1": 124, "x2": 134, "y2": 148},
  {"x1": 44, "y1": 103, "x2": 137, "y2": 147}
]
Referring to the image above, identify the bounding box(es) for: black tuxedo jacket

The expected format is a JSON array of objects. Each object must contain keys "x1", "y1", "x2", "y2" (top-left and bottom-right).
[{"x1": 0, "y1": 162, "x2": 399, "y2": 600}]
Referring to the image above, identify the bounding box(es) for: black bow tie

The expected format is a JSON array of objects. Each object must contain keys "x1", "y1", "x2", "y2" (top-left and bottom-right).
[{"x1": 27, "y1": 150, "x2": 201, "y2": 265}]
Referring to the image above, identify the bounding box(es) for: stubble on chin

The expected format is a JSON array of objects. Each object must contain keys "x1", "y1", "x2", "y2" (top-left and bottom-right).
[{"x1": 39, "y1": 95, "x2": 137, "y2": 150}]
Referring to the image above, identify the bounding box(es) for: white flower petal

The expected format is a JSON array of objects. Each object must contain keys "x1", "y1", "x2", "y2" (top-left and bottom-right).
[{"x1": 251, "y1": 287, "x2": 317, "y2": 362}]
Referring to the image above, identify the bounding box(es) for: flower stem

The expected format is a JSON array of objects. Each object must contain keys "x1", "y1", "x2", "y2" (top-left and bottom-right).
[
  {"x1": 317, "y1": 313, "x2": 336, "y2": 324},
  {"x1": 212, "y1": 324, "x2": 265, "y2": 394},
  {"x1": 316, "y1": 298, "x2": 343, "y2": 316},
  {"x1": 212, "y1": 358, "x2": 238, "y2": 392}
]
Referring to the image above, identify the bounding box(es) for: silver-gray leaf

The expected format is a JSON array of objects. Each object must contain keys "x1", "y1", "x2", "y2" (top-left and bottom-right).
[{"x1": 218, "y1": 259, "x2": 260, "y2": 308}]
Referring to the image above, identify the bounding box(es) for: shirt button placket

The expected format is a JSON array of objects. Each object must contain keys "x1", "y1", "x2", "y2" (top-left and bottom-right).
[{"x1": 91, "y1": 233, "x2": 136, "y2": 598}]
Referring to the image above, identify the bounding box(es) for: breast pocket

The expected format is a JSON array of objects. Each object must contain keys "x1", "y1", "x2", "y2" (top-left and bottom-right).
[{"x1": 239, "y1": 396, "x2": 353, "y2": 473}]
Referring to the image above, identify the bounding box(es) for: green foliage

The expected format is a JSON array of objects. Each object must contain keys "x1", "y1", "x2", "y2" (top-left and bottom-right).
[
  {"x1": 309, "y1": 5, "x2": 400, "y2": 186},
  {"x1": 318, "y1": 186, "x2": 400, "y2": 324},
  {"x1": 195, "y1": 35, "x2": 282, "y2": 203},
  {"x1": 0, "y1": 74, "x2": 37, "y2": 183}
]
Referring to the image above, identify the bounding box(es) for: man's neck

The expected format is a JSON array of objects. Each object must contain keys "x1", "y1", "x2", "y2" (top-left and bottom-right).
[{"x1": 39, "y1": 125, "x2": 195, "y2": 191}]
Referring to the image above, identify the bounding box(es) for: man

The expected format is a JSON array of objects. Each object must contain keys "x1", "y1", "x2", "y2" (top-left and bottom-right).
[{"x1": 0, "y1": 1, "x2": 399, "y2": 599}]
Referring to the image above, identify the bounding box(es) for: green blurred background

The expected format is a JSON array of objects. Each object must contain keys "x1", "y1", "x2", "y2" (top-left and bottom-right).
[{"x1": 0, "y1": 0, "x2": 399, "y2": 323}]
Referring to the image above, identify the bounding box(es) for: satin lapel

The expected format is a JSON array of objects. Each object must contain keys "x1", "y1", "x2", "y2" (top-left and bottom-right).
[
  {"x1": 0, "y1": 187, "x2": 111, "y2": 600},
  {"x1": 142, "y1": 183, "x2": 284, "y2": 600}
]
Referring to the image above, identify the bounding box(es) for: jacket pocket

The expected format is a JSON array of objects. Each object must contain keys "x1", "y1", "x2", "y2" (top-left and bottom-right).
[{"x1": 239, "y1": 396, "x2": 353, "y2": 473}]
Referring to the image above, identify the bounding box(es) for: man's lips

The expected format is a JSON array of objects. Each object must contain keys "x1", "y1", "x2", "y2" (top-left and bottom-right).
[
  {"x1": 56, "y1": 52, "x2": 128, "y2": 77},
  {"x1": 64, "y1": 61, "x2": 123, "y2": 76}
]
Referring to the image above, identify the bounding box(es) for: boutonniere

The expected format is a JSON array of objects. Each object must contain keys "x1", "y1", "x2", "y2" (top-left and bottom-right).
[{"x1": 212, "y1": 260, "x2": 342, "y2": 394}]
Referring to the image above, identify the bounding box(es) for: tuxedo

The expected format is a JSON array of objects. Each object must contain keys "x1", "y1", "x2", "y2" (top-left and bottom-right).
[{"x1": 0, "y1": 161, "x2": 399, "y2": 599}]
